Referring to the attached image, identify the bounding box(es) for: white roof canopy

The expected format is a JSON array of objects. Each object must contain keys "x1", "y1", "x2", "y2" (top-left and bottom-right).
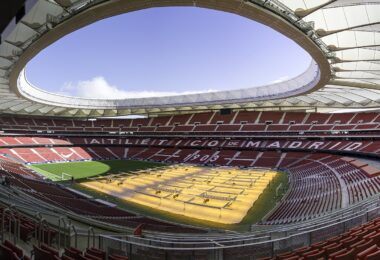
[{"x1": 0, "y1": 0, "x2": 379, "y2": 117}]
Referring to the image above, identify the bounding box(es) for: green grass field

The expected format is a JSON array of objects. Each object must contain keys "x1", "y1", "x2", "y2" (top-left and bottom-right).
[
  {"x1": 30, "y1": 160, "x2": 288, "y2": 231},
  {"x1": 29, "y1": 160, "x2": 164, "y2": 181}
]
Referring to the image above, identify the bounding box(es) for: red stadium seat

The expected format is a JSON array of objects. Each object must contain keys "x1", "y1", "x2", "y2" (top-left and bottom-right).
[
  {"x1": 357, "y1": 245, "x2": 380, "y2": 260},
  {"x1": 329, "y1": 248, "x2": 355, "y2": 260},
  {"x1": 365, "y1": 250, "x2": 380, "y2": 260}
]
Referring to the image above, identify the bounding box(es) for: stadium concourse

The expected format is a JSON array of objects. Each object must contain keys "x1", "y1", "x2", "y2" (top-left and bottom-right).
[{"x1": 2, "y1": 0, "x2": 380, "y2": 260}]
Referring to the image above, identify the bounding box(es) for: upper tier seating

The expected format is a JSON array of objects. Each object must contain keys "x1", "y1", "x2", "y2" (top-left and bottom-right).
[
  {"x1": 188, "y1": 112, "x2": 215, "y2": 124},
  {"x1": 209, "y1": 111, "x2": 237, "y2": 124},
  {"x1": 282, "y1": 112, "x2": 307, "y2": 124},
  {"x1": 233, "y1": 111, "x2": 260, "y2": 123},
  {"x1": 150, "y1": 115, "x2": 172, "y2": 126},
  {"x1": 1, "y1": 111, "x2": 378, "y2": 135},
  {"x1": 304, "y1": 112, "x2": 332, "y2": 124},
  {"x1": 258, "y1": 111, "x2": 284, "y2": 124}
]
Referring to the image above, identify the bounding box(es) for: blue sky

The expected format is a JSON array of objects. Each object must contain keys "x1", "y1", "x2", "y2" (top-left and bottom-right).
[{"x1": 26, "y1": 7, "x2": 311, "y2": 99}]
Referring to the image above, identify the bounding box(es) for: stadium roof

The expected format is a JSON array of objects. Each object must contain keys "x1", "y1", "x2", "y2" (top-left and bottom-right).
[{"x1": 0, "y1": 0, "x2": 380, "y2": 117}]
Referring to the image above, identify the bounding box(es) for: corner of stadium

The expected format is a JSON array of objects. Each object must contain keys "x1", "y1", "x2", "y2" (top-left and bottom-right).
[{"x1": 0, "y1": 0, "x2": 380, "y2": 259}]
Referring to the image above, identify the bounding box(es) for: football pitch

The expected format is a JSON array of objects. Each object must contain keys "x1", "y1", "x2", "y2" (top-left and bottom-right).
[
  {"x1": 29, "y1": 159, "x2": 288, "y2": 230},
  {"x1": 82, "y1": 165, "x2": 279, "y2": 224},
  {"x1": 29, "y1": 160, "x2": 165, "y2": 181}
]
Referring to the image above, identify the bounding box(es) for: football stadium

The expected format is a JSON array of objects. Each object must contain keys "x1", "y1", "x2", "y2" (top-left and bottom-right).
[{"x1": 1, "y1": 0, "x2": 380, "y2": 259}]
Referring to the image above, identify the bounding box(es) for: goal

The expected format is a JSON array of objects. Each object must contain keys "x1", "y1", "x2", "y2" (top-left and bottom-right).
[{"x1": 60, "y1": 172, "x2": 73, "y2": 181}]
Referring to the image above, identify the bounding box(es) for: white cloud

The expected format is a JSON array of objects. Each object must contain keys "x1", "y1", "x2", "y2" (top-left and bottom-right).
[{"x1": 60, "y1": 76, "x2": 216, "y2": 99}]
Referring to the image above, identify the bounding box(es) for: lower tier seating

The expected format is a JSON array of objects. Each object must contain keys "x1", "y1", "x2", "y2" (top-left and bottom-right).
[
  {"x1": 0, "y1": 158, "x2": 204, "y2": 234},
  {"x1": 1, "y1": 146, "x2": 380, "y2": 225},
  {"x1": 261, "y1": 216, "x2": 380, "y2": 260}
]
